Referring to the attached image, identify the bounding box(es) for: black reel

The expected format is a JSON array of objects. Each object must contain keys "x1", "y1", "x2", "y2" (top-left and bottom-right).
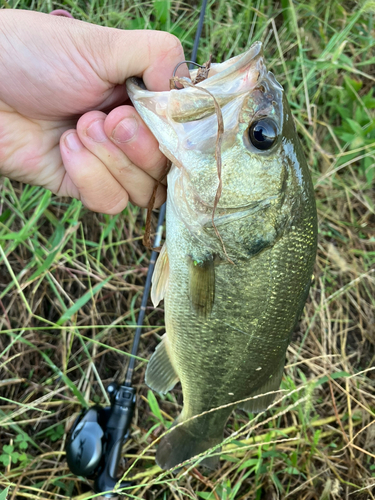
[{"x1": 66, "y1": 383, "x2": 136, "y2": 497}]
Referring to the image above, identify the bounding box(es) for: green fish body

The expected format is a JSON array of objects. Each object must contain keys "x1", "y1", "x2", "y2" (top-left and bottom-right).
[{"x1": 127, "y1": 42, "x2": 317, "y2": 470}]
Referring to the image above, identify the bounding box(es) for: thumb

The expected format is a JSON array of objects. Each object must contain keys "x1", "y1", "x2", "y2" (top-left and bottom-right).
[{"x1": 88, "y1": 28, "x2": 190, "y2": 91}]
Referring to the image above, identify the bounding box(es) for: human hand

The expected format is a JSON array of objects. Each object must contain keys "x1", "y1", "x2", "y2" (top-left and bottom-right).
[{"x1": 0, "y1": 10, "x2": 189, "y2": 213}]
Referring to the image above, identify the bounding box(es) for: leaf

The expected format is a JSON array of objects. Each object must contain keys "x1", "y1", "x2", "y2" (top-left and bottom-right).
[
  {"x1": 142, "y1": 422, "x2": 161, "y2": 442},
  {"x1": 334, "y1": 104, "x2": 351, "y2": 121},
  {"x1": 354, "y1": 106, "x2": 368, "y2": 127},
  {"x1": 0, "y1": 455, "x2": 10, "y2": 466},
  {"x1": 15, "y1": 437, "x2": 28, "y2": 450},
  {"x1": 238, "y1": 458, "x2": 260, "y2": 472},
  {"x1": 331, "y1": 41, "x2": 347, "y2": 64},
  {"x1": 313, "y1": 429, "x2": 322, "y2": 445},
  {"x1": 10, "y1": 451, "x2": 20, "y2": 464},
  {"x1": 0, "y1": 487, "x2": 10, "y2": 500},
  {"x1": 350, "y1": 136, "x2": 365, "y2": 149},
  {"x1": 315, "y1": 371, "x2": 350, "y2": 387},
  {"x1": 0, "y1": 411, "x2": 40, "y2": 451},
  {"x1": 28, "y1": 249, "x2": 61, "y2": 283},
  {"x1": 153, "y1": 0, "x2": 170, "y2": 24},
  {"x1": 0, "y1": 191, "x2": 52, "y2": 245},
  {"x1": 2, "y1": 445, "x2": 13, "y2": 454},
  {"x1": 346, "y1": 118, "x2": 364, "y2": 136},
  {"x1": 343, "y1": 75, "x2": 363, "y2": 100},
  {"x1": 48, "y1": 424, "x2": 65, "y2": 442},
  {"x1": 364, "y1": 156, "x2": 375, "y2": 184},
  {"x1": 338, "y1": 53, "x2": 354, "y2": 68},
  {"x1": 0, "y1": 208, "x2": 11, "y2": 224},
  {"x1": 363, "y1": 90, "x2": 375, "y2": 109},
  {"x1": 147, "y1": 390, "x2": 164, "y2": 423},
  {"x1": 197, "y1": 493, "x2": 216, "y2": 500},
  {"x1": 284, "y1": 466, "x2": 300, "y2": 475},
  {"x1": 101, "y1": 214, "x2": 120, "y2": 240},
  {"x1": 53, "y1": 480, "x2": 68, "y2": 490},
  {"x1": 57, "y1": 276, "x2": 111, "y2": 325}
]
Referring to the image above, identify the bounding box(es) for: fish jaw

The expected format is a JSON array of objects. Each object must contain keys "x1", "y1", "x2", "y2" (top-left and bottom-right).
[{"x1": 126, "y1": 41, "x2": 286, "y2": 206}]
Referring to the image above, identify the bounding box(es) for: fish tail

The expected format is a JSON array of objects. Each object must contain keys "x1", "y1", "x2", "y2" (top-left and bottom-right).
[{"x1": 156, "y1": 421, "x2": 222, "y2": 470}]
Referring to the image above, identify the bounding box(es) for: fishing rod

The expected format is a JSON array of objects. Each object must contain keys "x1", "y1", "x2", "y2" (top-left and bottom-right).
[{"x1": 65, "y1": 2, "x2": 208, "y2": 496}]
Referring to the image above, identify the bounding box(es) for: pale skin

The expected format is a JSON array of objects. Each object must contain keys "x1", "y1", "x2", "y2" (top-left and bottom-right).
[{"x1": 0, "y1": 10, "x2": 189, "y2": 214}]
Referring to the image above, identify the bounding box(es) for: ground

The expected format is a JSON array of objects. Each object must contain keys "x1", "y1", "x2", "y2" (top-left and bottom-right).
[{"x1": 0, "y1": 1, "x2": 374, "y2": 499}]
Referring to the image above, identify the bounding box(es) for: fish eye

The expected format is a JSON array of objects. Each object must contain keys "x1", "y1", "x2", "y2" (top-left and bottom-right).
[{"x1": 248, "y1": 119, "x2": 278, "y2": 151}]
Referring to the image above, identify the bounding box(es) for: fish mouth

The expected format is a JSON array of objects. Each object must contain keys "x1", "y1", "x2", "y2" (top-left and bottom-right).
[{"x1": 126, "y1": 40, "x2": 282, "y2": 125}]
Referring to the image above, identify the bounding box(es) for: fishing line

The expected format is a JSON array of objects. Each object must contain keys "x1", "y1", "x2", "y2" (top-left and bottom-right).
[
  {"x1": 65, "y1": 4, "x2": 209, "y2": 494},
  {"x1": 123, "y1": 0, "x2": 208, "y2": 389},
  {"x1": 190, "y1": 0, "x2": 209, "y2": 69}
]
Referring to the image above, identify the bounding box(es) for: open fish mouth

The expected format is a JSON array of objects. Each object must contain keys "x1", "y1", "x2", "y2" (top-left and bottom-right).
[
  {"x1": 127, "y1": 41, "x2": 285, "y2": 211},
  {"x1": 126, "y1": 41, "x2": 282, "y2": 117}
]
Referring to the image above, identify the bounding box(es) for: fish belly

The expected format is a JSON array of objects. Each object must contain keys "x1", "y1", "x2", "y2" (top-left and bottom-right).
[{"x1": 153, "y1": 189, "x2": 315, "y2": 469}]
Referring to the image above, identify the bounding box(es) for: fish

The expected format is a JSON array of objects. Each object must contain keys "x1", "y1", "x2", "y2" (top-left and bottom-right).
[{"x1": 126, "y1": 41, "x2": 317, "y2": 470}]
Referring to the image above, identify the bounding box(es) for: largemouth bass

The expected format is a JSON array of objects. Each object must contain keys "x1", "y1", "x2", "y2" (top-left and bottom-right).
[{"x1": 127, "y1": 42, "x2": 317, "y2": 470}]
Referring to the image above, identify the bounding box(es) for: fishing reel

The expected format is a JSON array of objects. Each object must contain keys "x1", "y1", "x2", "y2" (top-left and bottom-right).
[
  {"x1": 66, "y1": 382, "x2": 136, "y2": 497},
  {"x1": 64, "y1": 203, "x2": 167, "y2": 496},
  {"x1": 64, "y1": 0, "x2": 209, "y2": 487}
]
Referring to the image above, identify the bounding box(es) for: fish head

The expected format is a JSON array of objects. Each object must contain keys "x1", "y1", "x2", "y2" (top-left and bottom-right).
[{"x1": 127, "y1": 42, "x2": 306, "y2": 217}]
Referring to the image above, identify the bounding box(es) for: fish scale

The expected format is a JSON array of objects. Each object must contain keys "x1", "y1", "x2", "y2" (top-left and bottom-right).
[{"x1": 126, "y1": 42, "x2": 317, "y2": 470}]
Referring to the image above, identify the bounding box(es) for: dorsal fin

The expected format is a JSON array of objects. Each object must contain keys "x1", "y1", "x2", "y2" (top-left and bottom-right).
[{"x1": 151, "y1": 244, "x2": 169, "y2": 307}]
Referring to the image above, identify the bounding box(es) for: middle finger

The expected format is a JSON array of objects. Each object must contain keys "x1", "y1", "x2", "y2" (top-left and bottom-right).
[{"x1": 77, "y1": 110, "x2": 166, "y2": 208}]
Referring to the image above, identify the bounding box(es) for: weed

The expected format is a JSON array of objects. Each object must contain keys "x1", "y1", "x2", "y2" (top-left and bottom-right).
[{"x1": 1, "y1": 0, "x2": 374, "y2": 499}]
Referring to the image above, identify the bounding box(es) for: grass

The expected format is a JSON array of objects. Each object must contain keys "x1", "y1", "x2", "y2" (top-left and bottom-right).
[{"x1": 1, "y1": 0, "x2": 375, "y2": 498}]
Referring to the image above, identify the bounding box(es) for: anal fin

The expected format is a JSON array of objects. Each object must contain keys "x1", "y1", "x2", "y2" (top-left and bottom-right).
[
  {"x1": 238, "y1": 359, "x2": 285, "y2": 413},
  {"x1": 145, "y1": 334, "x2": 179, "y2": 394},
  {"x1": 151, "y1": 244, "x2": 169, "y2": 307}
]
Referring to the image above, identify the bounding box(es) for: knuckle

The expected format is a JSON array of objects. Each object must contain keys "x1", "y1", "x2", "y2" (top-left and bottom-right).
[
  {"x1": 160, "y1": 32, "x2": 184, "y2": 59},
  {"x1": 81, "y1": 192, "x2": 128, "y2": 215}
]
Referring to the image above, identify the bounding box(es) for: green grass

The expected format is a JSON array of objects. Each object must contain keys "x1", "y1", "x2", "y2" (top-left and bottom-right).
[{"x1": 1, "y1": 0, "x2": 375, "y2": 499}]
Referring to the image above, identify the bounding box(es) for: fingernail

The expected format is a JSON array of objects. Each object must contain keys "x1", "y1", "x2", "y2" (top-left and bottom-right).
[
  {"x1": 112, "y1": 117, "x2": 138, "y2": 143},
  {"x1": 87, "y1": 120, "x2": 107, "y2": 142},
  {"x1": 65, "y1": 132, "x2": 82, "y2": 152}
]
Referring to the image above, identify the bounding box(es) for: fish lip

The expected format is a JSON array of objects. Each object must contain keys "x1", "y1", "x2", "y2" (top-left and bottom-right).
[
  {"x1": 126, "y1": 41, "x2": 266, "y2": 97},
  {"x1": 191, "y1": 41, "x2": 263, "y2": 85}
]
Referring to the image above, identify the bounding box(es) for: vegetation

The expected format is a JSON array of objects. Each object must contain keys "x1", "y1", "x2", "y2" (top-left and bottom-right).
[{"x1": 1, "y1": 0, "x2": 374, "y2": 498}]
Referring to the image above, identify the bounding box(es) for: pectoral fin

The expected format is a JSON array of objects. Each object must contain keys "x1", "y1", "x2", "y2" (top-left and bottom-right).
[
  {"x1": 145, "y1": 334, "x2": 179, "y2": 394},
  {"x1": 188, "y1": 256, "x2": 215, "y2": 319},
  {"x1": 151, "y1": 244, "x2": 169, "y2": 307},
  {"x1": 238, "y1": 359, "x2": 285, "y2": 413}
]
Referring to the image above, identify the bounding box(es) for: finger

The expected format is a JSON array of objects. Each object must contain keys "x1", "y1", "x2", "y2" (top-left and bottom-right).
[
  {"x1": 104, "y1": 105, "x2": 167, "y2": 182},
  {"x1": 90, "y1": 29, "x2": 190, "y2": 91},
  {"x1": 60, "y1": 129, "x2": 129, "y2": 215},
  {"x1": 76, "y1": 111, "x2": 166, "y2": 208}
]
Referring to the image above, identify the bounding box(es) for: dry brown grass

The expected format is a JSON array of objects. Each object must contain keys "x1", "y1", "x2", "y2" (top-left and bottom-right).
[{"x1": 1, "y1": 0, "x2": 375, "y2": 499}]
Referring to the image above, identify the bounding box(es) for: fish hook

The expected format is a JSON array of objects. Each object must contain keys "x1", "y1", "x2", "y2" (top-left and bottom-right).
[
  {"x1": 171, "y1": 60, "x2": 206, "y2": 89},
  {"x1": 173, "y1": 60, "x2": 206, "y2": 78}
]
